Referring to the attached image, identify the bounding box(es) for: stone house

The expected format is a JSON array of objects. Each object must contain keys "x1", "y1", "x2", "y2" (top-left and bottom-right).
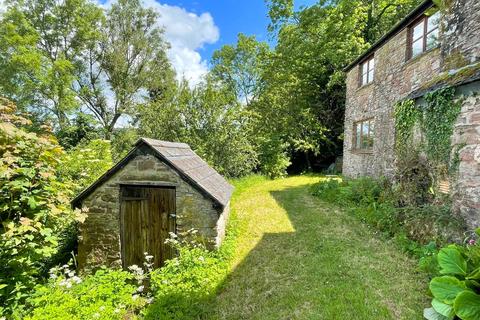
[
  {"x1": 342, "y1": 0, "x2": 480, "y2": 226},
  {"x1": 72, "y1": 138, "x2": 233, "y2": 269}
]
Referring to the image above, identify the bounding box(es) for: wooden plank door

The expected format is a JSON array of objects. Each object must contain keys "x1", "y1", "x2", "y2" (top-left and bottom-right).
[{"x1": 120, "y1": 186, "x2": 176, "y2": 269}]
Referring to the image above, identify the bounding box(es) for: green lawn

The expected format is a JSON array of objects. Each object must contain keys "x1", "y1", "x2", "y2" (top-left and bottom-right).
[{"x1": 208, "y1": 175, "x2": 428, "y2": 319}]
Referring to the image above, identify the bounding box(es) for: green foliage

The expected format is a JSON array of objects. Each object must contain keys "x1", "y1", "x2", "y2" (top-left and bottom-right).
[
  {"x1": 145, "y1": 244, "x2": 229, "y2": 319},
  {"x1": 0, "y1": 0, "x2": 104, "y2": 128},
  {"x1": 0, "y1": 99, "x2": 80, "y2": 316},
  {"x1": 26, "y1": 266, "x2": 146, "y2": 320},
  {"x1": 77, "y1": 0, "x2": 174, "y2": 139},
  {"x1": 138, "y1": 80, "x2": 258, "y2": 178},
  {"x1": 395, "y1": 99, "x2": 421, "y2": 150},
  {"x1": 424, "y1": 239, "x2": 480, "y2": 320},
  {"x1": 58, "y1": 139, "x2": 113, "y2": 193},
  {"x1": 423, "y1": 88, "x2": 462, "y2": 165},
  {"x1": 394, "y1": 88, "x2": 462, "y2": 205},
  {"x1": 56, "y1": 113, "x2": 103, "y2": 149},
  {"x1": 144, "y1": 218, "x2": 238, "y2": 319},
  {"x1": 311, "y1": 177, "x2": 466, "y2": 259}
]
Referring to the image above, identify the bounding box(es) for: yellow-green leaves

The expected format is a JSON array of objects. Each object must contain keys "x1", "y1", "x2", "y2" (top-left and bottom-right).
[
  {"x1": 430, "y1": 276, "x2": 468, "y2": 305},
  {"x1": 438, "y1": 246, "x2": 468, "y2": 276},
  {"x1": 454, "y1": 291, "x2": 480, "y2": 320}
]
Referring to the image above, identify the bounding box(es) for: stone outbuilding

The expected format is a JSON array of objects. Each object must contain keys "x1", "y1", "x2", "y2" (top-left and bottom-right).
[{"x1": 72, "y1": 138, "x2": 233, "y2": 269}]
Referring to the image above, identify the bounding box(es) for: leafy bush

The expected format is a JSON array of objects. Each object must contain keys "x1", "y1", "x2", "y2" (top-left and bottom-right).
[
  {"x1": 58, "y1": 139, "x2": 113, "y2": 193},
  {"x1": 26, "y1": 265, "x2": 147, "y2": 320},
  {"x1": 424, "y1": 233, "x2": 480, "y2": 320},
  {"x1": 0, "y1": 99, "x2": 81, "y2": 316},
  {"x1": 311, "y1": 177, "x2": 466, "y2": 259},
  {"x1": 145, "y1": 228, "x2": 237, "y2": 319}
]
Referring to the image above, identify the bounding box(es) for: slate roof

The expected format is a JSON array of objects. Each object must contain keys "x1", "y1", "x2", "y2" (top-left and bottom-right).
[{"x1": 72, "y1": 138, "x2": 233, "y2": 209}]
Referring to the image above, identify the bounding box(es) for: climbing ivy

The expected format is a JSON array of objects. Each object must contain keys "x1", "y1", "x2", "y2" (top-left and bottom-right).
[
  {"x1": 394, "y1": 87, "x2": 461, "y2": 202},
  {"x1": 423, "y1": 87, "x2": 461, "y2": 165},
  {"x1": 394, "y1": 99, "x2": 421, "y2": 151}
]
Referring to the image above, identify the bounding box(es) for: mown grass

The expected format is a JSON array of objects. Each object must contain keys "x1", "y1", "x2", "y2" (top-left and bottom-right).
[{"x1": 206, "y1": 175, "x2": 428, "y2": 319}]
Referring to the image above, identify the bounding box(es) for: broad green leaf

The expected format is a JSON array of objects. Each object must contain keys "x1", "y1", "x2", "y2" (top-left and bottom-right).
[
  {"x1": 432, "y1": 299, "x2": 454, "y2": 319},
  {"x1": 438, "y1": 247, "x2": 467, "y2": 276},
  {"x1": 430, "y1": 276, "x2": 467, "y2": 304},
  {"x1": 454, "y1": 291, "x2": 480, "y2": 320},
  {"x1": 423, "y1": 307, "x2": 449, "y2": 320},
  {"x1": 467, "y1": 267, "x2": 480, "y2": 280}
]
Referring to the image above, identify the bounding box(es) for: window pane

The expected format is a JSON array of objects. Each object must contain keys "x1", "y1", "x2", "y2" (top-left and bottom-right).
[
  {"x1": 367, "y1": 121, "x2": 374, "y2": 148},
  {"x1": 361, "y1": 122, "x2": 370, "y2": 148},
  {"x1": 412, "y1": 38, "x2": 423, "y2": 57},
  {"x1": 362, "y1": 72, "x2": 368, "y2": 85},
  {"x1": 413, "y1": 20, "x2": 424, "y2": 41},
  {"x1": 356, "y1": 124, "x2": 361, "y2": 149},
  {"x1": 368, "y1": 69, "x2": 374, "y2": 83},
  {"x1": 427, "y1": 12, "x2": 440, "y2": 32},
  {"x1": 427, "y1": 28, "x2": 439, "y2": 49},
  {"x1": 368, "y1": 58, "x2": 374, "y2": 72}
]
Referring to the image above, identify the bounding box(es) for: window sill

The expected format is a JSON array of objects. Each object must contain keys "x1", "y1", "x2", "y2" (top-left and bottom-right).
[
  {"x1": 356, "y1": 81, "x2": 374, "y2": 92},
  {"x1": 350, "y1": 149, "x2": 374, "y2": 155},
  {"x1": 404, "y1": 45, "x2": 440, "y2": 66}
]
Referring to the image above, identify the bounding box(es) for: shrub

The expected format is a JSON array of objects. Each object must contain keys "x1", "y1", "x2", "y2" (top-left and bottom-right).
[
  {"x1": 58, "y1": 139, "x2": 113, "y2": 193},
  {"x1": 424, "y1": 232, "x2": 480, "y2": 320},
  {"x1": 0, "y1": 99, "x2": 82, "y2": 316},
  {"x1": 145, "y1": 227, "x2": 237, "y2": 319},
  {"x1": 310, "y1": 177, "x2": 466, "y2": 260},
  {"x1": 25, "y1": 265, "x2": 147, "y2": 320}
]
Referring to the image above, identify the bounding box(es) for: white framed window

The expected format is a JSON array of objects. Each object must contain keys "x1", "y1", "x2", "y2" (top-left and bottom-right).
[{"x1": 360, "y1": 56, "x2": 375, "y2": 86}]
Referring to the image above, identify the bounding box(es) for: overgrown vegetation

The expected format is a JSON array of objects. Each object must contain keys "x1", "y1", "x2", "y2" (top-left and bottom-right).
[
  {"x1": 0, "y1": 99, "x2": 112, "y2": 317},
  {"x1": 394, "y1": 88, "x2": 461, "y2": 204},
  {"x1": 21, "y1": 214, "x2": 239, "y2": 319},
  {"x1": 311, "y1": 178, "x2": 466, "y2": 260}
]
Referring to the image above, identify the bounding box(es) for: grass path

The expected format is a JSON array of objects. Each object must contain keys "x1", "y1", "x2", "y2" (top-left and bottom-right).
[{"x1": 209, "y1": 175, "x2": 428, "y2": 319}]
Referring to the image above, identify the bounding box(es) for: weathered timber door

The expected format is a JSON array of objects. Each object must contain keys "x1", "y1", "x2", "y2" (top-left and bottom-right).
[{"x1": 120, "y1": 186, "x2": 176, "y2": 269}]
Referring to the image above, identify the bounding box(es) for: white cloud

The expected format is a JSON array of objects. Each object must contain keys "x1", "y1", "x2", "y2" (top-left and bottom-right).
[{"x1": 102, "y1": 0, "x2": 219, "y2": 86}]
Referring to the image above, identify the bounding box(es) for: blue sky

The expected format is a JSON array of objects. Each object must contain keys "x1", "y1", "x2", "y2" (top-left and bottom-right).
[
  {"x1": 132, "y1": 0, "x2": 316, "y2": 84},
  {"x1": 159, "y1": 0, "x2": 316, "y2": 63}
]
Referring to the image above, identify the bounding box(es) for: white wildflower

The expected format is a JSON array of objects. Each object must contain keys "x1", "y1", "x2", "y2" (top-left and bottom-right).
[
  {"x1": 71, "y1": 276, "x2": 82, "y2": 284},
  {"x1": 137, "y1": 285, "x2": 144, "y2": 293},
  {"x1": 146, "y1": 297, "x2": 154, "y2": 304},
  {"x1": 132, "y1": 294, "x2": 139, "y2": 300},
  {"x1": 114, "y1": 308, "x2": 120, "y2": 314}
]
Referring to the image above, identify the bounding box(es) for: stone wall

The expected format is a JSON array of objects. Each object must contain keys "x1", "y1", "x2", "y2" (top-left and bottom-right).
[
  {"x1": 343, "y1": 0, "x2": 480, "y2": 228},
  {"x1": 343, "y1": 24, "x2": 442, "y2": 178},
  {"x1": 451, "y1": 84, "x2": 480, "y2": 227},
  {"x1": 441, "y1": 0, "x2": 480, "y2": 69},
  {"x1": 77, "y1": 151, "x2": 226, "y2": 269}
]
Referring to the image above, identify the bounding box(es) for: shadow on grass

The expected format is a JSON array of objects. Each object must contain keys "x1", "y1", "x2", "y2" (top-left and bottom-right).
[{"x1": 146, "y1": 182, "x2": 426, "y2": 320}]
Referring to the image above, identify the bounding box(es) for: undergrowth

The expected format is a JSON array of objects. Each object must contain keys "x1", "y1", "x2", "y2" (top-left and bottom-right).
[{"x1": 311, "y1": 177, "x2": 467, "y2": 275}]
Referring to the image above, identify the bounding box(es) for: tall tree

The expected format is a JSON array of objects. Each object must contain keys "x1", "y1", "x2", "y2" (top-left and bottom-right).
[
  {"x1": 261, "y1": 0, "x2": 421, "y2": 171},
  {"x1": 138, "y1": 79, "x2": 258, "y2": 177},
  {"x1": 0, "y1": 0, "x2": 104, "y2": 129},
  {"x1": 76, "y1": 0, "x2": 174, "y2": 139},
  {"x1": 210, "y1": 33, "x2": 271, "y2": 106}
]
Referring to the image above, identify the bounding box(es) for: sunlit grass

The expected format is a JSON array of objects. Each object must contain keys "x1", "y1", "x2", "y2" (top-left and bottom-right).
[{"x1": 207, "y1": 175, "x2": 427, "y2": 320}]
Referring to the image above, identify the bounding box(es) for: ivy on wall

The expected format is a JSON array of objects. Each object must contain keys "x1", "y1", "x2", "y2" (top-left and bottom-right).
[
  {"x1": 394, "y1": 87, "x2": 461, "y2": 203},
  {"x1": 423, "y1": 88, "x2": 461, "y2": 165}
]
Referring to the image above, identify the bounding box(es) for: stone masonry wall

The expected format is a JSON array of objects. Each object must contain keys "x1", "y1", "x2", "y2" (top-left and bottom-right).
[
  {"x1": 77, "y1": 152, "x2": 225, "y2": 269},
  {"x1": 441, "y1": 0, "x2": 480, "y2": 69},
  {"x1": 452, "y1": 86, "x2": 480, "y2": 227},
  {"x1": 343, "y1": 25, "x2": 442, "y2": 178},
  {"x1": 344, "y1": 0, "x2": 480, "y2": 228}
]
